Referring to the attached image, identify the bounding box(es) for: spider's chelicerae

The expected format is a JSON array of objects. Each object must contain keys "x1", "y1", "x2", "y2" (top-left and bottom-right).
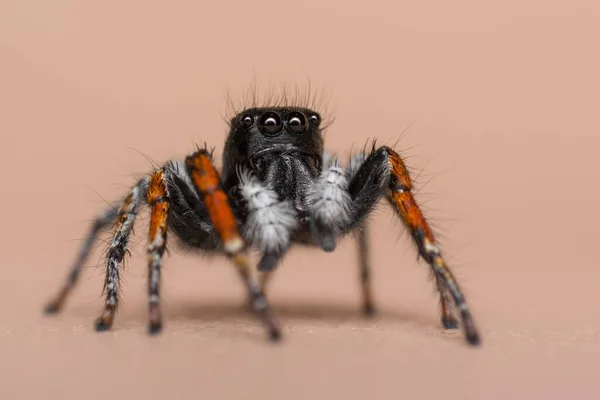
[{"x1": 44, "y1": 98, "x2": 481, "y2": 345}]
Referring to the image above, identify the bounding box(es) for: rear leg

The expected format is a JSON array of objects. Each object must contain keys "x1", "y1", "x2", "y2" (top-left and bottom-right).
[
  {"x1": 436, "y1": 276, "x2": 459, "y2": 329},
  {"x1": 94, "y1": 178, "x2": 148, "y2": 331},
  {"x1": 44, "y1": 206, "x2": 118, "y2": 314},
  {"x1": 356, "y1": 222, "x2": 375, "y2": 316}
]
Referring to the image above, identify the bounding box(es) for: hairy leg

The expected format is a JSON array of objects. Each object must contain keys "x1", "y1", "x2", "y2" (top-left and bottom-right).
[
  {"x1": 185, "y1": 149, "x2": 281, "y2": 340},
  {"x1": 386, "y1": 148, "x2": 478, "y2": 342},
  {"x1": 44, "y1": 206, "x2": 118, "y2": 314},
  {"x1": 94, "y1": 178, "x2": 148, "y2": 331},
  {"x1": 348, "y1": 146, "x2": 480, "y2": 345},
  {"x1": 146, "y1": 169, "x2": 170, "y2": 334}
]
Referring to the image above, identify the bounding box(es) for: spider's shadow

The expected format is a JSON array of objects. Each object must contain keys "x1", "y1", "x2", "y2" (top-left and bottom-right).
[
  {"x1": 158, "y1": 298, "x2": 439, "y2": 330},
  {"x1": 63, "y1": 298, "x2": 456, "y2": 343},
  {"x1": 63, "y1": 291, "x2": 442, "y2": 329}
]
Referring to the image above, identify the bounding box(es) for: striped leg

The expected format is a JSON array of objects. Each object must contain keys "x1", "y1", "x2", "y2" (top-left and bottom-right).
[
  {"x1": 435, "y1": 275, "x2": 459, "y2": 329},
  {"x1": 185, "y1": 149, "x2": 281, "y2": 341},
  {"x1": 94, "y1": 179, "x2": 148, "y2": 331},
  {"x1": 44, "y1": 206, "x2": 118, "y2": 314},
  {"x1": 146, "y1": 169, "x2": 170, "y2": 334},
  {"x1": 386, "y1": 148, "x2": 480, "y2": 345}
]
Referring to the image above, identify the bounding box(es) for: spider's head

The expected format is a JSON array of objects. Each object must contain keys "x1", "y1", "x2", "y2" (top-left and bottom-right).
[{"x1": 223, "y1": 106, "x2": 325, "y2": 171}]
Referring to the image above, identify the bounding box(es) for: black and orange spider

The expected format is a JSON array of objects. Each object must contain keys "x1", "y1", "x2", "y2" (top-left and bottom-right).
[{"x1": 44, "y1": 97, "x2": 481, "y2": 345}]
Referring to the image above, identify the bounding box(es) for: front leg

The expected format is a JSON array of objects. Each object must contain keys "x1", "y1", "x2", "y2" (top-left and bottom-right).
[
  {"x1": 348, "y1": 146, "x2": 481, "y2": 346},
  {"x1": 185, "y1": 149, "x2": 282, "y2": 341}
]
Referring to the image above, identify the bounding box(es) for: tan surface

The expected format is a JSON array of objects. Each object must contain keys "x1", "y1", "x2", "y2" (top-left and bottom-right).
[{"x1": 1, "y1": 1, "x2": 599, "y2": 399}]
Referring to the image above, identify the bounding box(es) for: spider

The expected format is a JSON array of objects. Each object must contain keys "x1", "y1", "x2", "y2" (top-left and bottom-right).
[{"x1": 43, "y1": 100, "x2": 481, "y2": 345}]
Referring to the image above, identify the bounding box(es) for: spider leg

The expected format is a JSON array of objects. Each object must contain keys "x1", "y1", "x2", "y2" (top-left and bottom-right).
[
  {"x1": 386, "y1": 149, "x2": 477, "y2": 341},
  {"x1": 435, "y1": 275, "x2": 459, "y2": 329},
  {"x1": 356, "y1": 222, "x2": 375, "y2": 316},
  {"x1": 258, "y1": 269, "x2": 274, "y2": 294},
  {"x1": 44, "y1": 206, "x2": 119, "y2": 314},
  {"x1": 145, "y1": 169, "x2": 170, "y2": 334},
  {"x1": 255, "y1": 249, "x2": 288, "y2": 296},
  {"x1": 185, "y1": 149, "x2": 281, "y2": 341},
  {"x1": 348, "y1": 146, "x2": 480, "y2": 345},
  {"x1": 94, "y1": 178, "x2": 148, "y2": 331}
]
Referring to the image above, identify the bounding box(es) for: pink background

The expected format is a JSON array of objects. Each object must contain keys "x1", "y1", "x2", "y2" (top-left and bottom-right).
[{"x1": 1, "y1": 1, "x2": 599, "y2": 399}]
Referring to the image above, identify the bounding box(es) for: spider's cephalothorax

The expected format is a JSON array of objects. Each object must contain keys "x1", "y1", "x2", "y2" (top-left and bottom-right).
[{"x1": 44, "y1": 105, "x2": 481, "y2": 345}]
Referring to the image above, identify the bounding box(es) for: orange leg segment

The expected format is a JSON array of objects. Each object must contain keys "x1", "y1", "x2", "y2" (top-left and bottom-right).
[
  {"x1": 185, "y1": 149, "x2": 281, "y2": 340},
  {"x1": 386, "y1": 148, "x2": 480, "y2": 345},
  {"x1": 146, "y1": 169, "x2": 170, "y2": 334},
  {"x1": 185, "y1": 150, "x2": 244, "y2": 254}
]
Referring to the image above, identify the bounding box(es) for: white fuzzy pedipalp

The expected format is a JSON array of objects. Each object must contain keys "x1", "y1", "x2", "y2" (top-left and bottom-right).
[
  {"x1": 307, "y1": 156, "x2": 352, "y2": 230},
  {"x1": 238, "y1": 168, "x2": 298, "y2": 253}
]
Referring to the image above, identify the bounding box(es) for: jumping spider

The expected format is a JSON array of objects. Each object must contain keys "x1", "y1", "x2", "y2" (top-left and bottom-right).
[{"x1": 44, "y1": 103, "x2": 481, "y2": 345}]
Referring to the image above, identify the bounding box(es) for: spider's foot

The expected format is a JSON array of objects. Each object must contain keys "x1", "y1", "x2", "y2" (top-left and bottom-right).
[
  {"x1": 460, "y1": 310, "x2": 481, "y2": 346},
  {"x1": 94, "y1": 306, "x2": 115, "y2": 332},
  {"x1": 465, "y1": 330, "x2": 481, "y2": 346},
  {"x1": 249, "y1": 294, "x2": 282, "y2": 343},
  {"x1": 363, "y1": 303, "x2": 377, "y2": 318},
  {"x1": 148, "y1": 321, "x2": 163, "y2": 335},
  {"x1": 442, "y1": 315, "x2": 459, "y2": 330},
  {"x1": 94, "y1": 320, "x2": 113, "y2": 332},
  {"x1": 43, "y1": 289, "x2": 68, "y2": 315},
  {"x1": 43, "y1": 301, "x2": 61, "y2": 315},
  {"x1": 269, "y1": 328, "x2": 283, "y2": 342},
  {"x1": 248, "y1": 301, "x2": 282, "y2": 342},
  {"x1": 148, "y1": 305, "x2": 163, "y2": 335}
]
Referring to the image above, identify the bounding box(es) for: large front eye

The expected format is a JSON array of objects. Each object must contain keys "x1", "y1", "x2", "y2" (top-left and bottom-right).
[
  {"x1": 258, "y1": 111, "x2": 283, "y2": 136},
  {"x1": 287, "y1": 112, "x2": 307, "y2": 134}
]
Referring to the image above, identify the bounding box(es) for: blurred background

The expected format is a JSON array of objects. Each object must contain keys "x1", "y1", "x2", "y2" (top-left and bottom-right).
[{"x1": 1, "y1": 1, "x2": 599, "y2": 399}]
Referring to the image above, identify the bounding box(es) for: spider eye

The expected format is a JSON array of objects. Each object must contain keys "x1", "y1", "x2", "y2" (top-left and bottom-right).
[
  {"x1": 287, "y1": 112, "x2": 307, "y2": 134},
  {"x1": 309, "y1": 114, "x2": 320, "y2": 125},
  {"x1": 258, "y1": 111, "x2": 283, "y2": 136},
  {"x1": 240, "y1": 114, "x2": 254, "y2": 128}
]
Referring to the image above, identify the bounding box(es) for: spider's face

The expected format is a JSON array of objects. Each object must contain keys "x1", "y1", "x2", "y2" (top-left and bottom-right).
[{"x1": 225, "y1": 107, "x2": 325, "y2": 167}]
